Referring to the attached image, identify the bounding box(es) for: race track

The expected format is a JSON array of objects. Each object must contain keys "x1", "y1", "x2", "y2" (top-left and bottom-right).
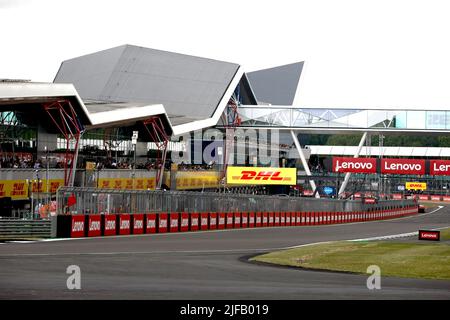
[{"x1": 0, "y1": 205, "x2": 449, "y2": 299}]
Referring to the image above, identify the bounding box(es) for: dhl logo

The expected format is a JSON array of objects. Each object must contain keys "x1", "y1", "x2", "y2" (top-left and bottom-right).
[
  {"x1": 232, "y1": 170, "x2": 292, "y2": 181},
  {"x1": 227, "y1": 167, "x2": 296, "y2": 185}
]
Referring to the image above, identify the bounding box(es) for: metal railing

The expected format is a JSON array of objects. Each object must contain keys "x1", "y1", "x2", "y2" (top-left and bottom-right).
[{"x1": 56, "y1": 187, "x2": 416, "y2": 215}]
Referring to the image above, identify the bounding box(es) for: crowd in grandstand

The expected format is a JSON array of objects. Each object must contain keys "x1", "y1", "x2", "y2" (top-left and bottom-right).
[{"x1": 0, "y1": 156, "x2": 39, "y2": 169}]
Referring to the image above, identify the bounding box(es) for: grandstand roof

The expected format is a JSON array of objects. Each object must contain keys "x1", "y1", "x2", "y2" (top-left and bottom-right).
[
  {"x1": 0, "y1": 82, "x2": 172, "y2": 139},
  {"x1": 54, "y1": 44, "x2": 253, "y2": 134},
  {"x1": 247, "y1": 62, "x2": 304, "y2": 105}
]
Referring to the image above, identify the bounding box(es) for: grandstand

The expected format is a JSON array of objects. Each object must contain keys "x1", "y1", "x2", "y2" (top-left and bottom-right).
[{"x1": 1, "y1": 45, "x2": 450, "y2": 217}]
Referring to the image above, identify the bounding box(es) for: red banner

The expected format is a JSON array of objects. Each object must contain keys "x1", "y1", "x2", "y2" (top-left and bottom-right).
[
  {"x1": 333, "y1": 157, "x2": 376, "y2": 173},
  {"x1": 87, "y1": 215, "x2": 101, "y2": 237},
  {"x1": 419, "y1": 230, "x2": 440, "y2": 241},
  {"x1": 169, "y1": 213, "x2": 179, "y2": 232},
  {"x1": 180, "y1": 213, "x2": 189, "y2": 232},
  {"x1": 241, "y1": 212, "x2": 248, "y2": 228},
  {"x1": 104, "y1": 214, "x2": 117, "y2": 236},
  {"x1": 248, "y1": 212, "x2": 255, "y2": 228},
  {"x1": 430, "y1": 160, "x2": 450, "y2": 175},
  {"x1": 119, "y1": 214, "x2": 131, "y2": 235},
  {"x1": 381, "y1": 159, "x2": 425, "y2": 175},
  {"x1": 209, "y1": 213, "x2": 217, "y2": 230},
  {"x1": 234, "y1": 212, "x2": 241, "y2": 228},
  {"x1": 200, "y1": 213, "x2": 209, "y2": 230},
  {"x1": 158, "y1": 213, "x2": 168, "y2": 233},
  {"x1": 71, "y1": 215, "x2": 85, "y2": 238},
  {"x1": 146, "y1": 214, "x2": 157, "y2": 233},
  {"x1": 217, "y1": 213, "x2": 225, "y2": 229},
  {"x1": 190, "y1": 213, "x2": 199, "y2": 231},
  {"x1": 132, "y1": 214, "x2": 144, "y2": 234},
  {"x1": 226, "y1": 213, "x2": 234, "y2": 228}
]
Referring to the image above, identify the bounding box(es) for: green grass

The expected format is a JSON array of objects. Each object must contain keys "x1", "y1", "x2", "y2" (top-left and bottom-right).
[
  {"x1": 441, "y1": 228, "x2": 450, "y2": 241},
  {"x1": 251, "y1": 236, "x2": 450, "y2": 280}
]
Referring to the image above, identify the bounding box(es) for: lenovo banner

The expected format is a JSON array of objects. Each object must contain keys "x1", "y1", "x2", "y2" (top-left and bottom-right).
[
  {"x1": 430, "y1": 160, "x2": 450, "y2": 176},
  {"x1": 332, "y1": 157, "x2": 376, "y2": 174},
  {"x1": 382, "y1": 159, "x2": 425, "y2": 175}
]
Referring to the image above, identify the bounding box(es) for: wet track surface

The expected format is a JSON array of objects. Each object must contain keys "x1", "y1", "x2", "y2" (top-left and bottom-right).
[{"x1": 0, "y1": 206, "x2": 449, "y2": 299}]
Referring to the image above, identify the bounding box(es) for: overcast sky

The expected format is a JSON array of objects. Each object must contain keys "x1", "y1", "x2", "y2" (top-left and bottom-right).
[{"x1": 1, "y1": 0, "x2": 449, "y2": 109}]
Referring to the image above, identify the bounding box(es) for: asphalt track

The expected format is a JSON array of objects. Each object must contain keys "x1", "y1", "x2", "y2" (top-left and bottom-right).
[{"x1": 0, "y1": 206, "x2": 449, "y2": 300}]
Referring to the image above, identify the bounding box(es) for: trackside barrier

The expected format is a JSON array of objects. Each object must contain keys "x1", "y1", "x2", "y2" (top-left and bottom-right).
[
  {"x1": 218, "y1": 213, "x2": 225, "y2": 229},
  {"x1": 103, "y1": 214, "x2": 117, "y2": 236},
  {"x1": 54, "y1": 206, "x2": 420, "y2": 238},
  {"x1": 256, "y1": 212, "x2": 262, "y2": 227},
  {"x1": 280, "y1": 212, "x2": 286, "y2": 226},
  {"x1": 262, "y1": 212, "x2": 269, "y2": 227},
  {"x1": 170, "y1": 213, "x2": 179, "y2": 233},
  {"x1": 285, "y1": 212, "x2": 291, "y2": 226},
  {"x1": 87, "y1": 214, "x2": 101, "y2": 237},
  {"x1": 118, "y1": 214, "x2": 131, "y2": 235},
  {"x1": 200, "y1": 213, "x2": 209, "y2": 231},
  {"x1": 190, "y1": 213, "x2": 199, "y2": 231},
  {"x1": 234, "y1": 212, "x2": 241, "y2": 228},
  {"x1": 226, "y1": 213, "x2": 234, "y2": 229},
  {"x1": 180, "y1": 213, "x2": 189, "y2": 232},
  {"x1": 269, "y1": 212, "x2": 274, "y2": 227},
  {"x1": 210, "y1": 213, "x2": 217, "y2": 230},
  {"x1": 158, "y1": 213, "x2": 168, "y2": 233},
  {"x1": 146, "y1": 214, "x2": 157, "y2": 233},
  {"x1": 241, "y1": 212, "x2": 248, "y2": 228},
  {"x1": 132, "y1": 214, "x2": 144, "y2": 234},
  {"x1": 274, "y1": 212, "x2": 280, "y2": 226},
  {"x1": 249, "y1": 212, "x2": 255, "y2": 228},
  {"x1": 70, "y1": 215, "x2": 85, "y2": 238}
]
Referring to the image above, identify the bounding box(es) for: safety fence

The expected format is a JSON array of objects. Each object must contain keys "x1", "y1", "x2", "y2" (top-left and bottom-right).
[
  {"x1": 56, "y1": 187, "x2": 416, "y2": 216},
  {"x1": 51, "y1": 187, "x2": 419, "y2": 238}
]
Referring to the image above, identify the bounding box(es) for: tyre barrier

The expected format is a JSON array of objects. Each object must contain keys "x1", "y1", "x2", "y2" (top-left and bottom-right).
[{"x1": 55, "y1": 205, "x2": 420, "y2": 238}]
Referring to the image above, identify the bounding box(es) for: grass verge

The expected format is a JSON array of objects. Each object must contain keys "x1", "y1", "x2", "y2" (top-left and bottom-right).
[{"x1": 251, "y1": 231, "x2": 450, "y2": 280}]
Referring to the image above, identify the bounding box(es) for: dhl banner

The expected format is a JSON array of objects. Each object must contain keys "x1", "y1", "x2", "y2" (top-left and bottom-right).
[
  {"x1": 406, "y1": 182, "x2": 427, "y2": 190},
  {"x1": 175, "y1": 171, "x2": 221, "y2": 190},
  {"x1": 98, "y1": 178, "x2": 156, "y2": 190},
  {"x1": 227, "y1": 167, "x2": 297, "y2": 185},
  {"x1": 0, "y1": 179, "x2": 64, "y2": 200}
]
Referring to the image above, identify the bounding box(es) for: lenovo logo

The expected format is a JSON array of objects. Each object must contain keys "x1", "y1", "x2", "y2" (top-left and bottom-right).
[
  {"x1": 430, "y1": 160, "x2": 450, "y2": 175},
  {"x1": 159, "y1": 219, "x2": 167, "y2": 228},
  {"x1": 147, "y1": 219, "x2": 156, "y2": 228},
  {"x1": 105, "y1": 220, "x2": 116, "y2": 230},
  {"x1": 72, "y1": 221, "x2": 84, "y2": 232},
  {"x1": 120, "y1": 220, "x2": 130, "y2": 230},
  {"x1": 89, "y1": 220, "x2": 101, "y2": 231},
  {"x1": 333, "y1": 157, "x2": 376, "y2": 173},
  {"x1": 419, "y1": 230, "x2": 440, "y2": 241},
  {"x1": 134, "y1": 220, "x2": 143, "y2": 229},
  {"x1": 381, "y1": 159, "x2": 425, "y2": 174}
]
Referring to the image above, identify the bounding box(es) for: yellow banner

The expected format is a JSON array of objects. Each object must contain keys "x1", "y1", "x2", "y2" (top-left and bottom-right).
[
  {"x1": 406, "y1": 182, "x2": 427, "y2": 190},
  {"x1": 98, "y1": 178, "x2": 156, "y2": 190},
  {"x1": 0, "y1": 179, "x2": 64, "y2": 200},
  {"x1": 175, "y1": 171, "x2": 221, "y2": 190},
  {"x1": 227, "y1": 167, "x2": 297, "y2": 185}
]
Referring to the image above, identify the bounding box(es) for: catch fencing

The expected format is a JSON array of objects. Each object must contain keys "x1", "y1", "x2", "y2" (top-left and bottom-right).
[{"x1": 56, "y1": 187, "x2": 416, "y2": 216}]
